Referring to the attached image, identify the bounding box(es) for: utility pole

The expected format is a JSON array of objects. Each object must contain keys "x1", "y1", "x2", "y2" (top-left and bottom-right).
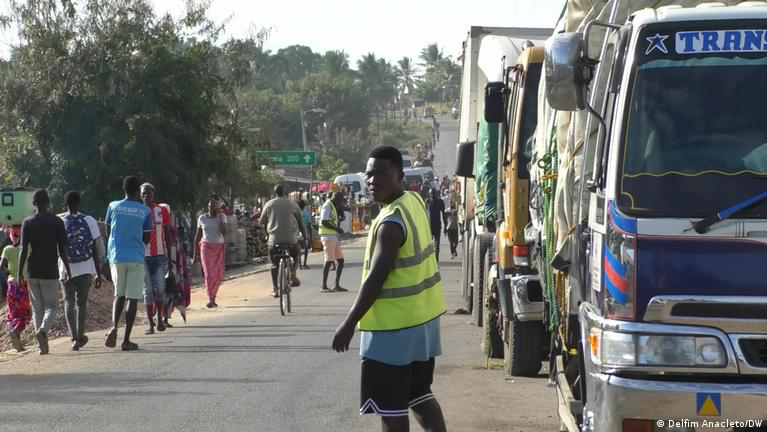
[{"x1": 300, "y1": 108, "x2": 326, "y2": 217}]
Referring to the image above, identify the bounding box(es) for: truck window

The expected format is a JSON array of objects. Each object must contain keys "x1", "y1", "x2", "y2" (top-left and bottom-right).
[
  {"x1": 618, "y1": 24, "x2": 767, "y2": 218},
  {"x1": 517, "y1": 63, "x2": 542, "y2": 179}
]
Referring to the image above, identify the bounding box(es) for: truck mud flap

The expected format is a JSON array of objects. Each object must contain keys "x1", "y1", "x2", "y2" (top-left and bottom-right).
[{"x1": 556, "y1": 354, "x2": 581, "y2": 432}]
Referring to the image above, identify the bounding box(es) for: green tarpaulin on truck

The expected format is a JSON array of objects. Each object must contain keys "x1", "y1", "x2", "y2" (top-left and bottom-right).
[{"x1": 475, "y1": 118, "x2": 499, "y2": 227}]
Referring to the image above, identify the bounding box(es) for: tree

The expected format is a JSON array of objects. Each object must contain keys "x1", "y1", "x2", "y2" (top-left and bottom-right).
[
  {"x1": 419, "y1": 43, "x2": 444, "y2": 73},
  {"x1": 0, "y1": 0, "x2": 225, "y2": 212},
  {"x1": 321, "y1": 50, "x2": 350, "y2": 76},
  {"x1": 396, "y1": 57, "x2": 417, "y2": 96},
  {"x1": 315, "y1": 155, "x2": 350, "y2": 181}
]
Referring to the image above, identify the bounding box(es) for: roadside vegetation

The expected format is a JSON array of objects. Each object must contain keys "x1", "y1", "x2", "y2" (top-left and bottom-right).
[{"x1": 0, "y1": 0, "x2": 460, "y2": 210}]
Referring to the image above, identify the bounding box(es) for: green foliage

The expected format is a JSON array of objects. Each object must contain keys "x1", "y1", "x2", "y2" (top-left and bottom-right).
[
  {"x1": 315, "y1": 155, "x2": 350, "y2": 181},
  {"x1": 0, "y1": 2, "x2": 460, "y2": 214}
]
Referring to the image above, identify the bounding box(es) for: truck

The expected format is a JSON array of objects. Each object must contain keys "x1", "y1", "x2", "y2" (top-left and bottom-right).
[
  {"x1": 453, "y1": 26, "x2": 552, "y2": 371},
  {"x1": 529, "y1": 1, "x2": 767, "y2": 430}
]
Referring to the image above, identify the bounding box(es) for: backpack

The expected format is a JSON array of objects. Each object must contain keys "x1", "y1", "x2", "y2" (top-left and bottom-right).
[{"x1": 65, "y1": 213, "x2": 93, "y2": 263}]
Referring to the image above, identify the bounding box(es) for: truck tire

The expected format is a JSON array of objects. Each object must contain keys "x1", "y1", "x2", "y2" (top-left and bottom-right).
[
  {"x1": 483, "y1": 275, "x2": 504, "y2": 359},
  {"x1": 471, "y1": 233, "x2": 493, "y2": 327},
  {"x1": 504, "y1": 318, "x2": 544, "y2": 377}
]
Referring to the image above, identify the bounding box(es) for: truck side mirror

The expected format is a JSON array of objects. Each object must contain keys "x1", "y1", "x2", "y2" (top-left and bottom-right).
[
  {"x1": 544, "y1": 32, "x2": 592, "y2": 111},
  {"x1": 455, "y1": 141, "x2": 475, "y2": 178},
  {"x1": 484, "y1": 81, "x2": 507, "y2": 123}
]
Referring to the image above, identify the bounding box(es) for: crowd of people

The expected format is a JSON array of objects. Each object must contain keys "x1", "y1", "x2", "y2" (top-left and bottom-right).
[{"x1": 1, "y1": 176, "x2": 197, "y2": 354}]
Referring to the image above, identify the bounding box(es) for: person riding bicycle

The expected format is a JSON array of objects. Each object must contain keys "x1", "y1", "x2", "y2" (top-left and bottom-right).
[{"x1": 260, "y1": 185, "x2": 307, "y2": 298}]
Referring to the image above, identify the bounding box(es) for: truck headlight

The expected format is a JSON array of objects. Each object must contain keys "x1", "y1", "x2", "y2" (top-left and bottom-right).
[
  {"x1": 637, "y1": 335, "x2": 725, "y2": 367},
  {"x1": 590, "y1": 330, "x2": 726, "y2": 368}
]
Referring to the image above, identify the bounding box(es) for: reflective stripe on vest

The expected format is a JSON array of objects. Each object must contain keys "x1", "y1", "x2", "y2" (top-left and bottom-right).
[
  {"x1": 358, "y1": 191, "x2": 447, "y2": 331},
  {"x1": 318, "y1": 200, "x2": 338, "y2": 235}
]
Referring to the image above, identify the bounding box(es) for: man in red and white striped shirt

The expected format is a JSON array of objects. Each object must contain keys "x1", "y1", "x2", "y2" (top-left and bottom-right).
[{"x1": 141, "y1": 183, "x2": 173, "y2": 334}]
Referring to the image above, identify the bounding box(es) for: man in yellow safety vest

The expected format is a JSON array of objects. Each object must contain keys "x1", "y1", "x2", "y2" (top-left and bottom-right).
[
  {"x1": 319, "y1": 192, "x2": 347, "y2": 293},
  {"x1": 332, "y1": 146, "x2": 447, "y2": 432}
]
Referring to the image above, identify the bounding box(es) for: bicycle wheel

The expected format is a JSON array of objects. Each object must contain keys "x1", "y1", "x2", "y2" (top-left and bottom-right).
[
  {"x1": 278, "y1": 257, "x2": 287, "y2": 316},
  {"x1": 286, "y1": 259, "x2": 292, "y2": 313}
]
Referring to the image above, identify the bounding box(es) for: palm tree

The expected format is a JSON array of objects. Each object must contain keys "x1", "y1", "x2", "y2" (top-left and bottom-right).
[
  {"x1": 419, "y1": 43, "x2": 444, "y2": 74},
  {"x1": 321, "y1": 50, "x2": 350, "y2": 76},
  {"x1": 396, "y1": 57, "x2": 417, "y2": 96},
  {"x1": 357, "y1": 53, "x2": 398, "y2": 123}
]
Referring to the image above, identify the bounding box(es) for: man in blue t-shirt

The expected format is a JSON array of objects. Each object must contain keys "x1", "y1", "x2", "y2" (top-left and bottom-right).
[{"x1": 104, "y1": 176, "x2": 151, "y2": 351}]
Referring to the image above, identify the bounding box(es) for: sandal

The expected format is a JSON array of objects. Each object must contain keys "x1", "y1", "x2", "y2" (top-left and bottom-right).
[
  {"x1": 105, "y1": 328, "x2": 118, "y2": 348},
  {"x1": 121, "y1": 341, "x2": 139, "y2": 351}
]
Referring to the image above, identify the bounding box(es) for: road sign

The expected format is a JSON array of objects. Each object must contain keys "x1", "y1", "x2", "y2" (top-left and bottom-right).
[{"x1": 257, "y1": 151, "x2": 317, "y2": 166}]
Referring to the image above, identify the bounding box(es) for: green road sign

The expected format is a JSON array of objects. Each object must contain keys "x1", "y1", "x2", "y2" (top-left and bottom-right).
[{"x1": 257, "y1": 151, "x2": 317, "y2": 166}]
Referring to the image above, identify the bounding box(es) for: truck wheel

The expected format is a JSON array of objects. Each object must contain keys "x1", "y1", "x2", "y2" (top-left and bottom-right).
[
  {"x1": 505, "y1": 318, "x2": 544, "y2": 377},
  {"x1": 483, "y1": 276, "x2": 504, "y2": 359},
  {"x1": 471, "y1": 233, "x2": 494, "y2": 327}
]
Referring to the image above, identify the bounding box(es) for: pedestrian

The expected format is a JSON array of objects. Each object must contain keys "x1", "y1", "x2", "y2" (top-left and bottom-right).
[
  {"x1": 104, "y1": 176, "x2": 152, "y2": 351},
  {"x1": 260, "y1": 185, "x2": 306, "y2": 298},
  {"x1": 1, "y1": 226, "x2": 31, "y2": 352},
  {"x1": 60, "y1": 191, "x2": 104, "y2": 351},
  {"x1": 332, "y1": 146, "x2": 447, "y2": 432},
  {"x1": 445, "y1": 203, "x2": 459, "y2": 259},
  {"x1": 298, "y1": 200, "x2": 312, "y2": 270},
  {"x1": 164, "y1": 204, "x2": 190, "y2": 325},
  {"x1": 319, "y1": 192, "x2": 347, "y2": 293},
  {"x1": 19, "y1": 189, "x2": 72, "y2": 355},
  {"x1": 193, "y1": 194, "x2": 228, "y2": 308},
  {"x1": 427, "y1": 188, "x2": 447, "y2": 262},
  {"x1": 140, "y1": 183, "x2": 173, "y2": 334}
]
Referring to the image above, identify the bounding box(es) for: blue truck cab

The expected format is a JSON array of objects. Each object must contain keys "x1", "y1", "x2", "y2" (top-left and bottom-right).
[{"x1": 538, "y1": 3, "x2": 767, "y2": 430}]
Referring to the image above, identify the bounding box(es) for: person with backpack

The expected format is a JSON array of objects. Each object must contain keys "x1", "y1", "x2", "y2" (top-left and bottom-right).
[{"x1": 60, "y1": 191, "x2": 103, "y2": 351}]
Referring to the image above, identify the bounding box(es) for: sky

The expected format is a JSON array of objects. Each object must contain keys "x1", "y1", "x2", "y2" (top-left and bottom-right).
[{"x1": 0, "y1": 0, "x2": 565, "y2": 65}]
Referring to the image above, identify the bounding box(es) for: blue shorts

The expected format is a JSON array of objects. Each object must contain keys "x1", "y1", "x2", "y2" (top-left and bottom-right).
[{"x1": 144, "y1": 255, "x2": 167, "y2": 305}]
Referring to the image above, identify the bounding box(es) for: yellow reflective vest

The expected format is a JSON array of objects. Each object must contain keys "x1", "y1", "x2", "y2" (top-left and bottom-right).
[
  {"x1": 359, "y1": 191, "x2": 447, "y2": 331},
  {"x1": 318, "y1": 200, "x2": 339, "y2": 235}
]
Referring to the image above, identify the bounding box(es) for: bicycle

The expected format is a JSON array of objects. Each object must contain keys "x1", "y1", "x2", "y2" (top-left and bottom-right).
[{"x1": 274, "y1": 243, "x2": 293, "y2": 315}]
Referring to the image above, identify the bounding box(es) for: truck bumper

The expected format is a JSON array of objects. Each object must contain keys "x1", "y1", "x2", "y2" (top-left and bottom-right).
[{"x1": 588, "y1": 374, "x2": 767, "y2": 431}]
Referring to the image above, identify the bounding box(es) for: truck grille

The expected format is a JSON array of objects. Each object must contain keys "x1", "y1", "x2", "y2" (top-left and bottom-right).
[
  {"x1": 671, "y1": 303, "x2": 767, "y2": 319},
  {"x1": 739, "y1": 339, "x2": 767, "y2": 368}
]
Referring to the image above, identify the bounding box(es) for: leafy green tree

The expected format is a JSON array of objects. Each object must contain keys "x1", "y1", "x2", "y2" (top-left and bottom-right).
[
  {"x1": 419, "y1": 43, "x2": 444, "y2": 74},
  {"x1": 0, "y1": 0, "x2": 224, "y2": 212},
  {"x1": 320, "y1": 50, "x2": 350, "y2": 76},
  {"x1": 315, "y1": 155, "x2": 350, "y2": 181}
]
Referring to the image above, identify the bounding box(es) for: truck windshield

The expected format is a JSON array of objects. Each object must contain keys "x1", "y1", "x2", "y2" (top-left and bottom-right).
[{"x1": 619, "y1": 34, "x2": 767, "y2": 217}]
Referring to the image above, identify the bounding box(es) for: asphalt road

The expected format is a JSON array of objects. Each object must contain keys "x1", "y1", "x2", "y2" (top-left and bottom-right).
[{"x1": 0, "y1": 116, "x2": 559, "y2": 432}]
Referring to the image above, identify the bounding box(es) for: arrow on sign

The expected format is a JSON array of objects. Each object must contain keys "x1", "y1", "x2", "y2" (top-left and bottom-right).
[{"x1": 304, "y1": 155, "x2": 311, "y2": 163}]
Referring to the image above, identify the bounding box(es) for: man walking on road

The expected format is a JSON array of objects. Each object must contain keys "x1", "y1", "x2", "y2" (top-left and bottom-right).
[
  {"x1": 104, "y1": 176, "x2": 152, "y2": 351},
  {"x1": 141, "y1": 183, "x2": 173, "y2": 334},
  {"x1": 260, "y1": 185, "x2": 306, "y2": 298},
  {"x1": 19, "y1": 189, "x2": 72, "y2": 355},
  {"x1": 427, "y1": 188, "x2": 446, "y2": 262},
  {"x1": 333, "y1": 146, "x2": 448, "y2": 432},
  {"x1": 60, "y1": 191, "x2": 103, "y2": 351},
  {"x1": 319, "y1": 192, "x2": 348, "y2": 293}
]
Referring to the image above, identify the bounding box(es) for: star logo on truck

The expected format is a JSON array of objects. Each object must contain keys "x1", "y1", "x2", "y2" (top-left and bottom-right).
[{"x1": 645, "y1": 33, "x2": 669, "y2": 54}]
